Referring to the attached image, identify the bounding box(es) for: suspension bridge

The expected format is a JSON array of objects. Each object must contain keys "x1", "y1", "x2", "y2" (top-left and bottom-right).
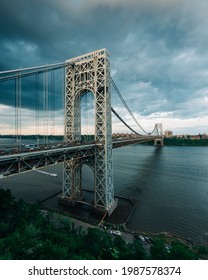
[{"x1": 0, "y1": 48, "x2": 163, "y2": 215}]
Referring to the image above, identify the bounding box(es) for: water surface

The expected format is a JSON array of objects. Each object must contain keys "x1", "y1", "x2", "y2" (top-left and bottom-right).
[{"x1": 1, "y1": 142, "x2": 207, "y2": 244}]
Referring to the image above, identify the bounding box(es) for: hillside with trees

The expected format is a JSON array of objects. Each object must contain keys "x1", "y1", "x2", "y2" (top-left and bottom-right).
[{"x1": 0, "y1": 189, "x2": 207, "y2": 260}]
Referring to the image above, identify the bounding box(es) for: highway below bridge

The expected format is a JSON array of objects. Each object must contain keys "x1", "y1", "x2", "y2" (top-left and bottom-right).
[{"x1": 0, "y1": 136, "x2": 161, "y2": 178}]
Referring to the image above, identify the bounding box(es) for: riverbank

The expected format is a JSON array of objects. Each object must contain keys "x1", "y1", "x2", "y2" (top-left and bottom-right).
[
  {"x1": 142, "y1": 137, "x2": 208, "y2": 146},
  {"x1": 40, "y1": 189, "x2": 208, "y2": 250},
  {"x1": 164, "y1": 138, "x2": 208, "y2": 146}
]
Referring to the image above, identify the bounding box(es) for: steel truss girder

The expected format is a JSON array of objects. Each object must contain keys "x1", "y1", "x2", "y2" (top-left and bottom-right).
[
  {"x1": 64, "y1": 49, "x2": 115, "y2": 212},
  {"x1": 0, "y1": 146, "x2": 95, "y2": 178}
]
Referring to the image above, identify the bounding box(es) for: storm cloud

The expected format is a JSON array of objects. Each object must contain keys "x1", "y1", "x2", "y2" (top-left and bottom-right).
[{"x1": 0, "y1": 0, "x2": 208, "y2": 134}]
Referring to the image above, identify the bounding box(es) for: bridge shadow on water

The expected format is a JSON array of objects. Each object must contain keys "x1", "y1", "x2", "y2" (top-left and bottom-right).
[
  {"x1": 113, "y1": 145, "x2": 164, "y2": 197},
  {"x1": 49, "y1": 145, "x2": 165, "y2": 227},
  {"x1": 107, "y1": 145, "x2": 164, "y2": 225}
]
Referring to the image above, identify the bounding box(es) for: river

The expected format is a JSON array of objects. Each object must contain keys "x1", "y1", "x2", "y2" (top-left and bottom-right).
[
  {"x1": 0, "y1": 140, "x2": 208, "y2": 245},
  {"x1": 112, "y1": 145, "x2": 208, "y2": 245}
]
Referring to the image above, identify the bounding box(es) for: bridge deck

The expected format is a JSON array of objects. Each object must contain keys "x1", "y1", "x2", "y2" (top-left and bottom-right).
[{"x1": 0, "y1": 136, "x2": 160, "y2": 178}]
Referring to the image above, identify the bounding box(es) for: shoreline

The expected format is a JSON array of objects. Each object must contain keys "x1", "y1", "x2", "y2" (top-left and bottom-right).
[{"x1": 40, "y1": 190, "x2": 207, "y2": 247}]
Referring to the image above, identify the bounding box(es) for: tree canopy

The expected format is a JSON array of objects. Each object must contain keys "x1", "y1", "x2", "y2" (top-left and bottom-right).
[{"x1": 0, "y1": 188, "x2": 207, "y2": 260}]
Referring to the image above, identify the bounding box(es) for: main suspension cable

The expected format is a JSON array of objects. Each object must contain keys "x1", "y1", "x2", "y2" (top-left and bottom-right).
[
  {"x1": 111, "y1": 107, "x2": 142, "y2": 136},
  {"x1": 110, "y1": 77, "x2": 148, "y2": 135},
  {"x1": 0, "y1": 62, "x2": 66, "y2": 82}
]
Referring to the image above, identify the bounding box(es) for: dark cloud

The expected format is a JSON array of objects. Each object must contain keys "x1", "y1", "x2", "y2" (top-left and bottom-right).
[{"x1": 0, "y1": 0, "x2": 208, "y2": 133}]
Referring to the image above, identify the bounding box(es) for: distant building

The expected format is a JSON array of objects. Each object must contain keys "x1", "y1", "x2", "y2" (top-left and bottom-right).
[
  {"x1": 201, "y1": 134, "x2": 208, "y2": 139},
  {"x1": 190, "y1": 135, "x2": 201, "y2": 140},
  {"x1": 175, "y1": 134, "x2": 208, "y2": 139},
  {"x1": 187, "y1": 134, "x2": 208, "y2": 140},
  {"x1": 112, "y1": 133, "x2": 138, "y2": 139},
  {"x1": 164, "y1": 130, "x2": 173, "y2": 138}
]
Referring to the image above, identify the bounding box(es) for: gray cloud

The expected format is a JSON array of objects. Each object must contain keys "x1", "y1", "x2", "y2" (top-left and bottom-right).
[{"x1": 0, "y1": 0, "x2": 208, "y2": 134}]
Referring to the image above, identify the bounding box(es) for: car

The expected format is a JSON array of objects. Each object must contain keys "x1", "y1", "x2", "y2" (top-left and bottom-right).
[
  {"x1": 24, "y1": 144, "x2": 35, "y2": 149},
  {"x1": 135, "y1": 235, "x2": 145, "y2": 242},
  {"x1": 144, "y1": 236, "x2": 152, "y2": 244},
  {"x1": 165, "y1": 244, "x2": 171, "y2": 253},
  {"x1": 108, "y1": 230, "x2": 122, "y2": 236},
  {"x1": 139, "y1": 235, "x2": 145, "y2": 242},
  {"x1": 113, "y1": 230, "x2": 122, "y2": 236}
]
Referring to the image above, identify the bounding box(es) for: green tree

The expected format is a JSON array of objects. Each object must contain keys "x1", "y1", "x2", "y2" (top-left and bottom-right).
[
  {"x1": 85, "y1": 228, "x2": 111, "y2": 259},
  {"x1": 0, "y1": 189, "x2": 14, "y2": 216},
  {"x1": 169, "y1": 241, "x2": 197, "y2": 260},
  {"x1": 33, "y1": 239, "x2": 68, "y2": 260},
  {"x1": 196, "y1": 245, "x2": 208, "y2": 259},
  {"x1": 112, "y1": 236, "x2": 134, "y2": 259},
  {"x1": 150, "y1": 239, "x2": 169, "y2": 260},
  {"x1": 131, "y1": 239, "x2": 146, "y2": 259}
]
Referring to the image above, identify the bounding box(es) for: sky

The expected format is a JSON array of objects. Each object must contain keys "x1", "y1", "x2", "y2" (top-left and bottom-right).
[{"x1": 0, "y1": 0, "x2": 208, "y2": 135}]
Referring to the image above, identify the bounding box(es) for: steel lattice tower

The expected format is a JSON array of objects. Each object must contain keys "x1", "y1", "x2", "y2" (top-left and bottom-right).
[{"x1": 61, "y1": 49, "x2": 117, "y2": 215}]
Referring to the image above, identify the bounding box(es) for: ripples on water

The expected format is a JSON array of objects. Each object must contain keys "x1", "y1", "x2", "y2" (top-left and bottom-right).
[
  {"x1": 111, "y1": 145, "x2": 208, "y2": 245},
  {"x1": 1, "y1": 139, "x2": 208, "y2": 245}
]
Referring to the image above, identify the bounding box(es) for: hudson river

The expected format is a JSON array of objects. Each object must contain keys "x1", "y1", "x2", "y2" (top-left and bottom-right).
[
  {"x1": 0, "y1": 141, "x2": 208, "y2": 245},
  {"x1": 112, "y1": 145, "x2": 208, "y2": 245}
]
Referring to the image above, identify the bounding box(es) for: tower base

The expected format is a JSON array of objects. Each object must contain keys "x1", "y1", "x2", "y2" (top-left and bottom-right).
[
  {"x1": 59, "y1": 194, "x2": 84, "y2": 207},
  {"x1": 154, "y1": 138, "x2": 164, "y2": 146},
  {"x1": 59, "y1": 195, "x2": 118, "y2": 217},
  {"x1": 92, "y1": 198, "x2": 118, "y2": 216}
]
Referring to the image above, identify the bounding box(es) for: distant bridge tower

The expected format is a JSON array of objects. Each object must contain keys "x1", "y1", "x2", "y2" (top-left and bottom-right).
[
  {"x1": 61, "y1": 49, "x2": 117, "y2": 215},
  {"x1": 154, "y1": 123, "x2": 164, "y2": 146}
]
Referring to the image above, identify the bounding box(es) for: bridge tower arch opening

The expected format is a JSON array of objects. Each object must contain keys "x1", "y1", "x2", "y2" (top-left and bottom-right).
[
  {"x1": 61, "y1": 49, "x2": 117, "y2": 215},
  {"x1": 81, "y1": 164, "x2": 94, "y2": 191},
  {"x1": 80, "y1": 89, "x2": 95, "y2": 141}
]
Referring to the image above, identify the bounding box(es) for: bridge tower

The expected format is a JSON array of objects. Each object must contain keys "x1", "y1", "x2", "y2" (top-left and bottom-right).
[
  {"x1": 61, "y1": 49, "x2": 117, "y2": 215},
  {"x1": 154, "y1": 123, "x2": 164, "y2": 146}
]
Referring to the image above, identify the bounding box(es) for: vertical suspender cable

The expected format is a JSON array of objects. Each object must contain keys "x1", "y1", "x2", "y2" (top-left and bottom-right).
[
  {"x1": 62, "y1": 66, "x2": 65, "y2": 142},
  {"x1": 19, "y1": 73, "x2": 21, "y2": 150},
  {"x1": 53, "y1": 70, "x2": 55, "y2": 137},
  {"x1": 15, "y1": 78, "x2": 18, "y2": 148},
  {"x1": 112, "y1": 82, "x2": 117, "y2": 135},
  {"x1": 35, "y1": 74, "x2": 37, "y2": 136},
  {"x1": 50, "y1": 70, "x2": 52, "y2": 139},
  {"x1": 15, "y1": 73, "x2": 22, "y2": 150},
  {"x1": 86, "y1": 72, "x2": 89, "y2": 142},
  {"x1": 46, "y1": 69, "x2": 48, "y2": 145},
  {"x1": 35, "y1": 73, "x2": 40, "y2": 147},
  {"x1": 35, "y1": 74, "x2": 38, "y2": 136},
  {"x1": 43, "y1": 69, "x2": 48, "y2": 146},
  {"x1": 37, "y1": 74, "x2": 40, "y2": 138},
  {"x1": 43, "y1": 71, "x2": 46, "y2": 145},
  {"x1": 51, "y1": 70, "x2": 55, "y2": 138}
]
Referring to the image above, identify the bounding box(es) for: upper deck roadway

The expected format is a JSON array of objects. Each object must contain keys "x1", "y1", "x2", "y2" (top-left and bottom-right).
[{"x1": 0, "y1": 136, "x2": 160, "y2": 178}]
